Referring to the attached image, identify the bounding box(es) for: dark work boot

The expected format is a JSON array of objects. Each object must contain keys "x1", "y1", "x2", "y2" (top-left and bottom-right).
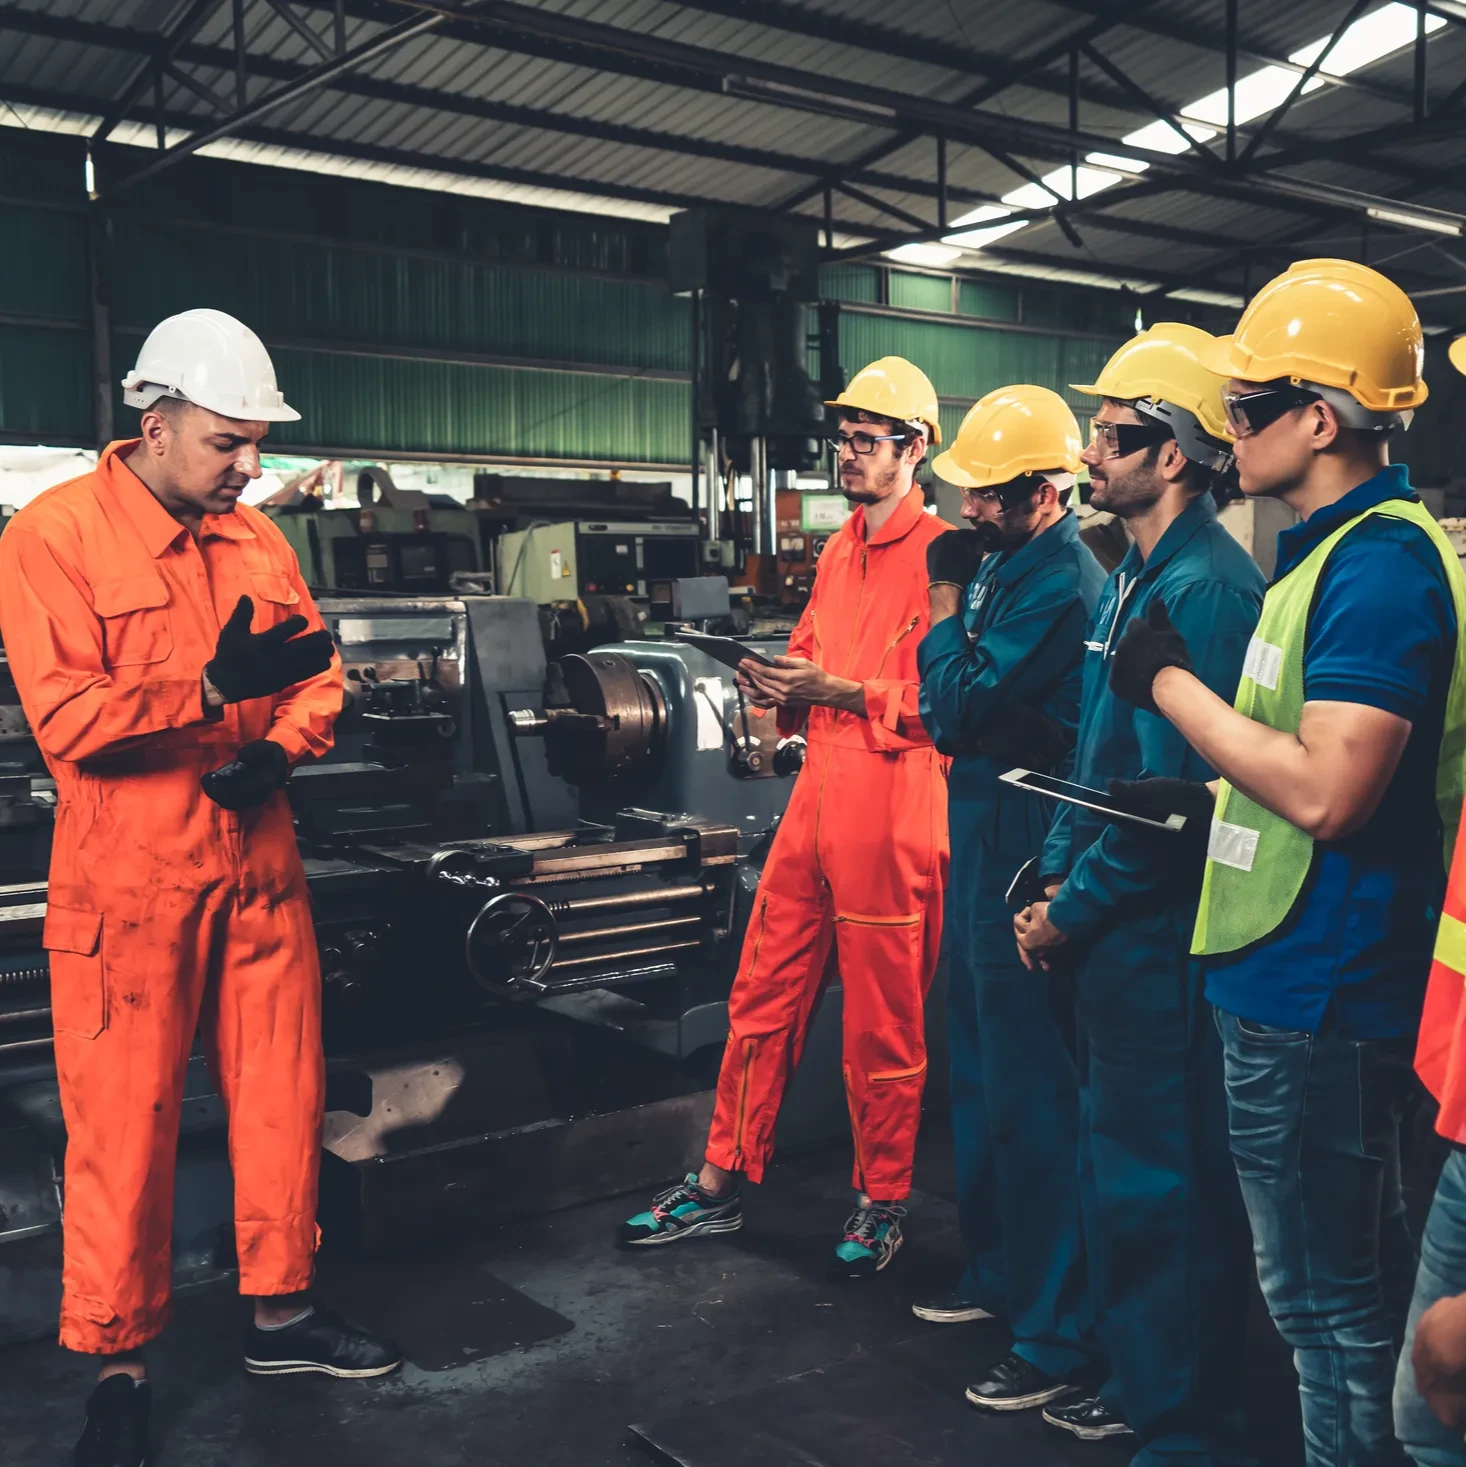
[
  {"x1": 244, "y1": 1305, "x2": 401, "y2": 1378},
  {"x1": 74, "y1": 1374, "x2": 149, "y2": 1467}
]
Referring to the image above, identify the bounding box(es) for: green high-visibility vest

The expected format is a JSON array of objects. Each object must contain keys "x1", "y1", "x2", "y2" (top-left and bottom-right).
[{"x1": 1192, "y1": 497, "x2": 1466, "y2": 957}]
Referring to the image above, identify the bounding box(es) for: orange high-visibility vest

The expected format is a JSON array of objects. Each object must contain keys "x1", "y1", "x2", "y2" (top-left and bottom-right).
[{"x1": 1419, "y1": 810, "x2": 1466, "y2": 1143}]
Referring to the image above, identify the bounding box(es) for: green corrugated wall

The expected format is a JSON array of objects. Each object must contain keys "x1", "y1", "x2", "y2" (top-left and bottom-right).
[{"x1": 7, "y1": 132, "x2": 1455, "y2": 483}]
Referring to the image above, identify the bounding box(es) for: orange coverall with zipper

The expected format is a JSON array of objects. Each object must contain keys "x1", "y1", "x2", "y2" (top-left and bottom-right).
[
  {"x1": 705, "y1": 485, "x2": 951, "y2": 1199},
  {"x1": 0, "y1": 440, "x2": 341, "y2": 1354}
]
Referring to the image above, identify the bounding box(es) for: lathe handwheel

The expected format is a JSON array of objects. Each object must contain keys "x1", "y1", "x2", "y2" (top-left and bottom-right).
[{"x1": 464, "y1": 891, "x2": 559, "y2": 999}]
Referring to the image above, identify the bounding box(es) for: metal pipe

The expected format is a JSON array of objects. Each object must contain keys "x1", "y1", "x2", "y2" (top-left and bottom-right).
[
  {"x1": 0, "y1": 1036, "x2": 52, "y2": 1055},
  {"x1": 0, "y1": 1007, "x2": 50, "y2": 1026},
  {"x1": 548, "y1": 938, "x2": 702, "y2": 973},
  {"x1": 706, "y1": 429, "x2": 722, "y2": 542},
  {"x1": 548, "y1": 882, "x2": 710, "y2": 917},
  {"x1": 558, "y1": 915, "x2": 702, "y2": 945}
]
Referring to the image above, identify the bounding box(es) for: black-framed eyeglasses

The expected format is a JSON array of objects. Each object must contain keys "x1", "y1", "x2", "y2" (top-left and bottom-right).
[
  {"x1": 1089, "y1": 419, "x2": 1175, "y2": 460},
  {"x1": 1221, "y1": 383, "x2": 1320, "y2": 439},
  {"x1": 827, "y1": 430, "x2": 910, "y2": 457}
]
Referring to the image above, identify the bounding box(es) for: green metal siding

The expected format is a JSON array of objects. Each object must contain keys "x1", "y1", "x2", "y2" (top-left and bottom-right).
[
  {"x1": 888, "y1": 270, "x2": 951, "y2": 314},
  {"x1": 959, "y1": 280, "x2": 1020, "y2": 322},
  {"x1": 0, "y1": 324, "x2": 91, "y2": 442},
  {"x1": 838, "y1": 311, "x2": 1125, "y2": 410},
  {"x1": 0, "y1": 203, "x2": 88, "y2": 323},
  {"x1": 112, "y1": 218, "x2": 690, "y2": 372},
  {"x1": 246, "y1": 348, "x2": 691, "y2": 463},
  {"x1": 820, "y1": 265, "x2": 880, "y2": 304}
]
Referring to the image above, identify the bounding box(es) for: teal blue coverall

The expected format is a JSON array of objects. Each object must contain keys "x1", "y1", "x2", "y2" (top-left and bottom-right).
[
  {"x1": 1042, "y1": 492, "x2": 1264, "y2": 1463},
  {"x1": 919, "y1": 509, "x2": 1105, "y2": 1380}
]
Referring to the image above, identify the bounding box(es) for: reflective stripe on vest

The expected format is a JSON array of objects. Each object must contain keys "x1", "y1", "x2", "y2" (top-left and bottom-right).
[{"x1": 1192, "y1": 498, "x2": 1466, "y2": 957}]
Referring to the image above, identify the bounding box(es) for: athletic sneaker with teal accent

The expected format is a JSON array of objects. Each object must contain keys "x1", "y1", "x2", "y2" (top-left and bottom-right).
[
  {"x1": 617, "y1": 1174, "x2": 743, "y2": 1246},
  {"x1": 830, "y1": 1202, "x2": 905, "y2": 1279}
]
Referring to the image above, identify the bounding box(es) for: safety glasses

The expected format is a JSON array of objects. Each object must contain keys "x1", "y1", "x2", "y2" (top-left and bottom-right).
[
  {"x1": 1221, "y1": 383, "x2": 1320, "y2": 439},
  {"x1": 826, "y1": 430, "x2": 910, "y2": 457},
  {"x1": 961, "y1": 478, "x2": 1040, "y2": 511},
  {"x1": 1089, "y1": 419, "x2": 1175, "y2": 460}
]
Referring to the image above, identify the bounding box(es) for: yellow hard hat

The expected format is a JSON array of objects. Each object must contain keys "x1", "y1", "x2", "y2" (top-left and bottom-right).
[
  {"x1": 933, "y1": 384, "x2": 1081, "y2": 490},
  {"x1": 1201, "y1": 258, "x2": 1427, "y2": 413},
  {"x1": 1071, "y1": 323, "x2": 1233, "y2": 443},
  {"x1": 1450, "y1": 336, "x2": 1466, "y2": 377},
  {"x1": 826, "y1": 356, "x2": 942, "y2": 445}
]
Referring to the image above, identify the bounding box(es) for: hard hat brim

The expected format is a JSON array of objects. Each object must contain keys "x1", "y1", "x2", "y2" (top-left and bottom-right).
[
  {"x1": 1197, "y1": 333, "x2": 1240, "y2": 381},
  {"x1": 1067, "y1": 381, "x2": 1102, "y2": 397},
  {"x1": 931, "y1": 449, "x2": 978, "y2": 489}
]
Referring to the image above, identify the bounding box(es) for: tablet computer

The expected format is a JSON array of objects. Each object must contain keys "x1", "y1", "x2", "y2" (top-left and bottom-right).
[
  {"x1": 673, "y1": 630, "x2": 777, "y2": 672},
  {"x1": 999, "y1": 768, "x2": 1187, "y2": 833}
]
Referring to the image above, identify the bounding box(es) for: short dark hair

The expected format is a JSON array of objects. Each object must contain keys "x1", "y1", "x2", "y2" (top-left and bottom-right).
[{"x1": 836, "y1": 407, "x2": 928, "y2": 465}]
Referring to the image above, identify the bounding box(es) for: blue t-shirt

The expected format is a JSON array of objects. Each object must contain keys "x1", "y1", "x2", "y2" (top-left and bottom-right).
[{"x1": 1204, "y1": 467, "x2": 1458, "y2": 1039}]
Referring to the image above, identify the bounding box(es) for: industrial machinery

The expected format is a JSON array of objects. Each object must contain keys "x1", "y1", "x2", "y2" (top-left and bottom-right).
[
  {"x1": 0, "y1": 587, "x2": 843, "y2": 1338},
  {"x1": 496, "y1": 519, "x2": 702, "y2": 601},
  {"x1": 673, "y1": 207, "x2": 841, "y2": 595}
]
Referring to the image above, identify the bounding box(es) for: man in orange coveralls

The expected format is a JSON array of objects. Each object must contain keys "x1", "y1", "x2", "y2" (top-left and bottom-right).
[
  {"x1": 620, "y1": 357, "x2": 952, "y2": 1277},
  {"x1": 0, "y1": 310, "x2": 399, "y2": 1467}
]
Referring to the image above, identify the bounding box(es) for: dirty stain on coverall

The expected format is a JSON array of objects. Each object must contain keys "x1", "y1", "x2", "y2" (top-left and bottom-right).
[
  {"x1": 704, "y1": 486, "x2": 952, "y2": 1199},
  {"x1": 0, "y1": 440, "x2": 342, "y2": 1354}
]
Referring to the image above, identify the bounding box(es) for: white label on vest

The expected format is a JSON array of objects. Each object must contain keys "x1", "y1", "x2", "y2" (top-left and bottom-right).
[
  {"x1": 1208, "y1": 818, "x2": 1259, "y2": 873},
  {"x1": 1242, "y1": 636, "x2": 1283, "y2": 691}
]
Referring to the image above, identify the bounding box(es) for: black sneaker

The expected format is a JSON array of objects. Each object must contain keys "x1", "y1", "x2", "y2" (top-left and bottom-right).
[
  {"x1": 911, "y1": 1290, "x2": 996, "y2": 1323},
  {"x1": 244, "y1": 1304, "x2": 402, "y2": 1378},
  {"x1": 618, "y1": 1174, "x2": 743, "y2": 1246},
  {"x1": 830, "y1": 1202, "x2": 905, "y2": 1279},
  {"x1": 74, "y1": 1375, "x2": 149, "y2": 1467},
  {"x1": 965, "y1": 1351, "x2": 1081, "y2": 1412},
  {"x1": 1043, "y1": 1395, "x2": 1134, "y2": 1440}
]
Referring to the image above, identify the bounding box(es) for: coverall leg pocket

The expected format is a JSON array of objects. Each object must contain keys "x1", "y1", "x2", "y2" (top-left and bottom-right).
[{"x1": 43, "y1": 905, "x2": 106, "y2": 1039}]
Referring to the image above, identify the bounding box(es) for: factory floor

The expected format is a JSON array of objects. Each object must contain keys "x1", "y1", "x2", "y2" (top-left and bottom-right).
[{"x1": 0, "y1": 1117, "x2": 1314, "y2": 1467}]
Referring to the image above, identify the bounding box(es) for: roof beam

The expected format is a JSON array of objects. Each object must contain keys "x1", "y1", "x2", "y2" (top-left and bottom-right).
[
  {"x1": 1042, "y1": 0, "x2": 1419, "y2": 110},
  {"x1": 100, "y1": 9, "x2": 445, "y2": 195},
  {"x1": 0, "y1": 5, "x2": 1021, "y2": 208},
  {"x1": 361, "y1": 0, "x2": 1464, "y2": 231},
  {"x1": 91, "y1": 0, "x2": 220, "y2": 145}
]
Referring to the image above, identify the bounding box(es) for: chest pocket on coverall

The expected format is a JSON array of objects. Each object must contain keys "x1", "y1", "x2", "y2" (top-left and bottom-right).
[
  {"x1": 248, "y1": 570, "x2": 300, "y2": 627},
  {"x1": 93, "y1": 574, "x2": 172, "y2": 669}
]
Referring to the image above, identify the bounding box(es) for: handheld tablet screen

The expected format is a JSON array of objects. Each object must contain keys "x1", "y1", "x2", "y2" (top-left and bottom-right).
[
  {"x1": 998, "y1": 768, "x2": 1187, "y2": 833},
  {"x1": 674, "y1": 631, "x2": 777, "y2": 672}
]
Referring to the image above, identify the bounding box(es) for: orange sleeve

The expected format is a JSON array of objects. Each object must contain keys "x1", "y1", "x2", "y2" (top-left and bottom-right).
[
  {"x1": 0, "y1": 525, "x2": 209, "y2": 763},
  {"x1": 258, "y1": 521, "x2": 342, "y2": 764},
  {"x1": 860, "y1": 676, "x2": 932, "y2": 751}
]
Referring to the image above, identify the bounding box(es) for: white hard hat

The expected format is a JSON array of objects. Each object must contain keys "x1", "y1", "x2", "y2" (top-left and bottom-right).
[{"x1": 121, "y1": 308, "x2": 299, "y2": 422}]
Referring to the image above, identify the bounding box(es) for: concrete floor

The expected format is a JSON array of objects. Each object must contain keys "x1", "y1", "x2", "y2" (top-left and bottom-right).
[{"x1": 0, "y1": 1121, "x2": 1305, "y2": 1467}]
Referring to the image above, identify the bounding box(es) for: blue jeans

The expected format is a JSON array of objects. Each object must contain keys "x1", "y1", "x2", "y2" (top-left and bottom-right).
[
  {"x1": 1395, "y1": 1147, "x2": 1466, "y2": 1465},
  {"x1": 1216, "y1": 1007, "x2": 1417, "y2": 1467}
]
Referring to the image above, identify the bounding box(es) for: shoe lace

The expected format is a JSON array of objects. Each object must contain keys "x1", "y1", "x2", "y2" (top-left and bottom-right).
[
  {"x1": 842, "y1": 1202, "x2": 906, "y2": 1246},
  {"x1": 650, "y1": 1178, "x2": 703, "y2": 1221}
]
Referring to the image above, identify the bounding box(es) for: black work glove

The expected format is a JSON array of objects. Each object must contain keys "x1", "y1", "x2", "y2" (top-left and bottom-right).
[
  {"x1": 926, "y1": 526, "x2": 994, "y2": 589},
  {"x1": 1108, "y1": 599, "x2": 1192, "y2": 713},
  {"x1": 1108, "y1": 777, "x2": 1214, "y2": 853},
  {"x1": 205, "y1": 595, "x2": 335, "y2": 703},
  {"x1": 980, "y1": 703, "x2": 1069, "y2": 772},
  {"x1": 201, "y1": 740, "x2": 290, "y2": 812}
]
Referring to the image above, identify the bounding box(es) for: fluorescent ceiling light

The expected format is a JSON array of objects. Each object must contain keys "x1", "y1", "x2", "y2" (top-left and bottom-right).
[
  {"x1": 1291, "y1": 3, "x2": 1444, "y2": 76},
  {"x1": 1169, "y1": 288, "x2": 1248, "y2": 308},
  {"x1": 946, "y1": 203, "x2": 1014, "y2": 230},
  {"x1": 1118, "y1": 119, "x2": 1217, "y2": 156},
  {"x1": 885, "y1": 242, "x2": 963, "y2": 266},
  {"x1": 942, "y1": 219, "x2": 1030, "y2": 250},
  {"x1": 1366, "y1": 205, "x2": 1462, "y2": 236},
  {"x1": 938, "y1": 3, "x2": 1452, "y2": 256}
]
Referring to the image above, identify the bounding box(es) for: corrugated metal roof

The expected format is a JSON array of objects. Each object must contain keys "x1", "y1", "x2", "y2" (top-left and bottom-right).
[{"x1": 0, "y1": 0, "x2": 1463, "y2": 320}]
